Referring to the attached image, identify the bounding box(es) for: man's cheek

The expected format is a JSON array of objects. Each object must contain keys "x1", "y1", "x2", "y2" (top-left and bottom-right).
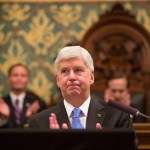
[{"x1": 109, "y1": 91, "x2": 114, "y2": 97}]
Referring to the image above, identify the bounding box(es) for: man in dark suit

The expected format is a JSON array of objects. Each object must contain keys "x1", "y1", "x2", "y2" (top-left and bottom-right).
[
  {"x1": 103, "y1": 72, "x2": 146, "y2": 123},
  {"x1": 0, "y1": 63, "x2": 46, "y2": 128},
  {"x1": 28, "y1": 46, "x2": 133, "y2": 130}
]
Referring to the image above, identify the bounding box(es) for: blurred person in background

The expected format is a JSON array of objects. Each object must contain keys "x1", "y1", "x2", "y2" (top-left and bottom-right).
[
  {"x1": 104, "y1": 72, "x2": 146, "y2": 123},
  {"x1": 0, "y1": 63, "x2": 46, "y2": 128}
]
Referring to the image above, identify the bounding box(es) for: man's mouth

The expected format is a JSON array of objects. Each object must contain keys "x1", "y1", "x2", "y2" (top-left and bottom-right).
[{"x1": 67, "y1": 84, "x2": 80, "y2": 88}]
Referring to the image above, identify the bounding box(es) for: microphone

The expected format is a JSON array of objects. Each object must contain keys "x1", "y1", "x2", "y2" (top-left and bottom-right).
[{"x1": 108, "y1": 99, "x2": 150, "y2": 119}]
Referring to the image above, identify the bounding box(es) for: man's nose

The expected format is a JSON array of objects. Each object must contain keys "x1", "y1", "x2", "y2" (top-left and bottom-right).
[
  {"x1": 68, "y1": 71, "x2": 76, "y2": 82},
  {"x1": 17, "y1": 75, "x2": 23, "y2": 80},
  {"x1": 114, "y1": 92, "x2": 121, "y2": 99}
]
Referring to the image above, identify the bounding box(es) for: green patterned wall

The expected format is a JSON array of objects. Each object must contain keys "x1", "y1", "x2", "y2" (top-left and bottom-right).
[{"x1": 0, "y1": 1, "x2": 150, "y2": 105}]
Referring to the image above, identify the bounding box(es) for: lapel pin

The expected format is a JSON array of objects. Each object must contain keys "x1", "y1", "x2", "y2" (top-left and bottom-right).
[
  {"x1": 97, "y1": 114, "x2": 101, "y2": 118},
  {"x1": 26, "y1": 103, "x2": 30, "y2": 108}
]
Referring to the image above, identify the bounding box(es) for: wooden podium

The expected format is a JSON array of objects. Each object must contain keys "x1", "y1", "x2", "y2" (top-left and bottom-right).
[
  {"x1": 0, "y1": 129, "x2": 136, "y2": 150},
  {"x1": 133, "y1": 123, "x2": 150, "y2": 150}
]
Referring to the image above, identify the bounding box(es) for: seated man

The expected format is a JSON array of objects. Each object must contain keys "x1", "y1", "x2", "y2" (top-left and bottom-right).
[
  {"x1": 0, "y1": 63, "x2": 47, "y2": 128},
  {"x1": 28, "y1": 46, "x2": 134, "y2": 130},
  {"x1": 104, "y1": 72, "x2": 146, "y2": 123}
]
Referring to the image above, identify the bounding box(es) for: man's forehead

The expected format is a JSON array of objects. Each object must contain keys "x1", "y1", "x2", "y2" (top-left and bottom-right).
[
  {"x1": 109, "y1": 83, "x2": 128, "y2": 91},
  {"x1": 9, "y1": 66, "x2": 29, "y2": 77},
  {"x1": 109, "y1": 78, "x2": 127, "y2": 84},
  {"x1": 59, "y1": 57, "x2": 86, "y2": 67}
]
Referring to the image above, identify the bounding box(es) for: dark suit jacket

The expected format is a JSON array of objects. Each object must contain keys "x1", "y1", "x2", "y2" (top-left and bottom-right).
[
  {"x1": 1, "y1": 94, "x2": 46, "y2": 128},
  {"x1": 91, "y1": 92, "x2": 147, "y2": 123},
  {"x1": 28, "y1": 97, "x2": 138, "y2": 150},
  {"x1": 28, "y1": 97, "x2": 132, "y2": 129}
]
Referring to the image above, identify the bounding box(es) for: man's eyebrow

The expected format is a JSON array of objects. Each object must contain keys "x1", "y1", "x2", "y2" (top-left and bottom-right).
[
  {"x1": 74, "y1": 66, "x2": 83, "y2": 68},
  {"x1": 59, "y1": 67, "x2": 68, "y2": 71},
  {"x1": 60, "y1": 67, "x2": 68, "y2": 69}
]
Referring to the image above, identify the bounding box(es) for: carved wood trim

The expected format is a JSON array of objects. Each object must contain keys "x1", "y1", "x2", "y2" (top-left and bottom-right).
[{"x1": 80, "y1": 3, "x2": 150, "y2": 119}]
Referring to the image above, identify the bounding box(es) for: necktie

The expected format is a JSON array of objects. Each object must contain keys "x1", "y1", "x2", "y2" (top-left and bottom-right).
[
  {"x1": 72, "y1": 108, "x2": 83, "y2": 129},
  {"x1": 14, "y1": 99, "x2": 21, "y2": 125}
]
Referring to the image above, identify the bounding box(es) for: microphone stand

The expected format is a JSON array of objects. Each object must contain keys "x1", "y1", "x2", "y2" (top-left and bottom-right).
[{"x1": 137, "y1": 111, "x2": 150, "y2": 119}]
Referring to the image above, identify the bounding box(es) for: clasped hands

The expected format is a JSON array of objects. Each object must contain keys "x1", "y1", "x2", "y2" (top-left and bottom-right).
[
  {"x1": 0, "y1": 98, "x2": 10, "y2": 118},
  {"x1": 26, "y1": 101, "x2": 40, "y2": 118},
  {"x1": 0, "y1": 98, "x2": 40, "y2": 119}
]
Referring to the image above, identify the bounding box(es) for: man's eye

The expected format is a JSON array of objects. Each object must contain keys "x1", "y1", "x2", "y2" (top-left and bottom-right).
[
  {"x1": 119, "y1": 90, "x2": 124, "y2": 93},
  {"x1": 61, "y1": 69, "x2": 68, "y2": 73},
  {"x1": 12, "y1": 74, "x2": 18, "y2": 77},
  {"x1": 76, "y1": 68, "x2": 82, "y2": 72},
  {"x1": 112, "y1": 90, "x2": 117, "y2": 93}
]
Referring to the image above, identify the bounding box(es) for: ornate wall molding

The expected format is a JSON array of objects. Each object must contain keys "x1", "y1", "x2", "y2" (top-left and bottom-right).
[{"x1": 0, "y1": 0, "x2": 149, "y2": 2}]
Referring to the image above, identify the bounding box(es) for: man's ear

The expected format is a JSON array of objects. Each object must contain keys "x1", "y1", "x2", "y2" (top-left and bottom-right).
[{"x1": 90, "y1": 71, "x2": 94, "y2": 85}]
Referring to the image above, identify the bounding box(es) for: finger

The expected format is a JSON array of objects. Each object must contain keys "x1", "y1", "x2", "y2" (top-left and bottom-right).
[
  {"x1": 51, "y1": 113, "x2": 58, "y2": 124},
  {"x1": 49, "y1": 113, "x2": 60, "y2": 129},
  {"x1": 106, "y1": 88, "x2": 112, "y2": 95},
  {"x1": 49, "y1": 116, "x2": 57, "y2": 129},
  {"x1": 49, "y1": 117, "x2": 52, "y2": 128},
  {"x1": 62, "y1": 123, "x2": 68, "y2": 129},
  {"x1": 0, "y1": 98, "x2": 5, "y2": 103},
  {"x1": 96, "y1": 123, "x2": 102, "y2": 129},
  {"x1": 26, "y1": 109, "x2": 32, "y2": 118},
  {"x1": 50, "y1": 113, "x2": 55, "y2": 125},
  {"x1": 30, "y1": 101, "x2": 40, "y2": 111},
  {"x1": 34, "y1": 101, "x2": 40, "y2": 108},
  {"x1": 104, "y1": 89, "x2": 114, "y2": 102}
]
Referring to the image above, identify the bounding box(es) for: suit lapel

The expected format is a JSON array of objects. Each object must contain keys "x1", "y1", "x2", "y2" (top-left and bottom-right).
[
  {"x1": 5, "y1": 95, "x2": 16, "y2": 126},
  {"x1": 86, "y1": 98, "x2": 106, "y2": 129},
  {"x1": 21, "y1": 96, "x2": 27, "y2": 123},
  {"x1": 54, "y1": 98, "x2": 107, "y2": 129},
  {"x1": 56, "y1": 101, "x2": 71, "y2": 129},
  {"x1": 20, "y1": 95, "x2": 32, "y2": 125}
]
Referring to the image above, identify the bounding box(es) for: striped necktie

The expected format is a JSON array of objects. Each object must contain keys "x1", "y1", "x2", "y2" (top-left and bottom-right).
[
  {"x1": 72, "y1": 108, "x2": 83, "y2": 129},
  {"x1": 14, "y1": 99, "x2": 21, "y2": 125}
]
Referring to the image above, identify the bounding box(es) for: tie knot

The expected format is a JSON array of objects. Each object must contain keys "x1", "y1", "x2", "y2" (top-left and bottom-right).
[
  {"x1": 15, "y1": 99, "x2": 19, "y2": 106},
  {"x1": 72, "y1": 108, "x2": 82, "y2": 119}
]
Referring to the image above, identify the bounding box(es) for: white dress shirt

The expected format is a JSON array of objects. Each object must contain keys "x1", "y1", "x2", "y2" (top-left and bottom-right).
[
  {"x1": 63, "y1": 96, "x2": 91, "y2": 129},
  {"x1": 10, "y1": 92, "x2": 26, "y2": 111}
]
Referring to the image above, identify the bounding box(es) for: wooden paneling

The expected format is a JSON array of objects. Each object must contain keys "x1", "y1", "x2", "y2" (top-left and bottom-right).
[
  {"x1": 133, "y1": 123, "x2": 150, "y2": 150},
  {"x1": 80, "y1": 3, "x2": 150, "y2": 120}
]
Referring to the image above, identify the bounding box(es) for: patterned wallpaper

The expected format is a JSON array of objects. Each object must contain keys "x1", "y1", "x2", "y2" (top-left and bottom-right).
[{"x1": 0, "y1": 0, "x2": 150, "y2": 105}]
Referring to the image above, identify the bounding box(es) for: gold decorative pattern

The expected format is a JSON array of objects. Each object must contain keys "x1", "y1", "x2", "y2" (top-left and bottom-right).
[
  {"x1": 50, "y1": 4, "x2": 82, "y2": 27},
  {"x1": 0, "y1": 39, "x2": 27, "y2": 75},
  {"x1": 28, "y1": 71, "x2": 53, "y2": 105},
  {"x1": 0, "y1": 86, "x2": 3, "y2": 97},
  {"x1": 124, "y1": 2, "x2": 132, "y2": 10},
  {"x1": 136, "y1": 9, "x2": 150, "y2": 32},
  {"x1": 70, "y1": 11, "x2": 99, "y2": 40},
  {"x1": 2, "y1": 4, "x2": 31, "y2": 27},
  {"x1": 0, "y1": 24, "x2": 12, "y2": 45},
  {"x1": 18, "y1": 10, "x2": 62, "y2": 55}
]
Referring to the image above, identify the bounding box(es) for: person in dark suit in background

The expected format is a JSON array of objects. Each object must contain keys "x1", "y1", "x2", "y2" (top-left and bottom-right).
[
  {"x1": 28, "y1": 46, "x2": 133, "y2": 130},
  {"x1": 0, "y1": 63, "x2": 46, "y2": 128},
  {"x1": 103, "y1": 72, "x2": 146, "y2": 123}
]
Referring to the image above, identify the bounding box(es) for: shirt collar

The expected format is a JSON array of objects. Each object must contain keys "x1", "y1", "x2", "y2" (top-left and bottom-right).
[
  {"x1": 9, "y1": 91, "x2": 26, "y2": 107},
  {"x1": 63, "y1": 96, "x2": 91, "y2": 118},
  {"x1": 10, "y1": 92, "x2": 26, "y2": 100}
]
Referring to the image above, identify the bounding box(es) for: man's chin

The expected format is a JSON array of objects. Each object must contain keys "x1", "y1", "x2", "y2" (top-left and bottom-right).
[
  {"x1": 67, "y1": 90, "x2": 80, "y2": 96},
  {"x1": 12, "y1": 88, "x2": 25, "y2": 92}
]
